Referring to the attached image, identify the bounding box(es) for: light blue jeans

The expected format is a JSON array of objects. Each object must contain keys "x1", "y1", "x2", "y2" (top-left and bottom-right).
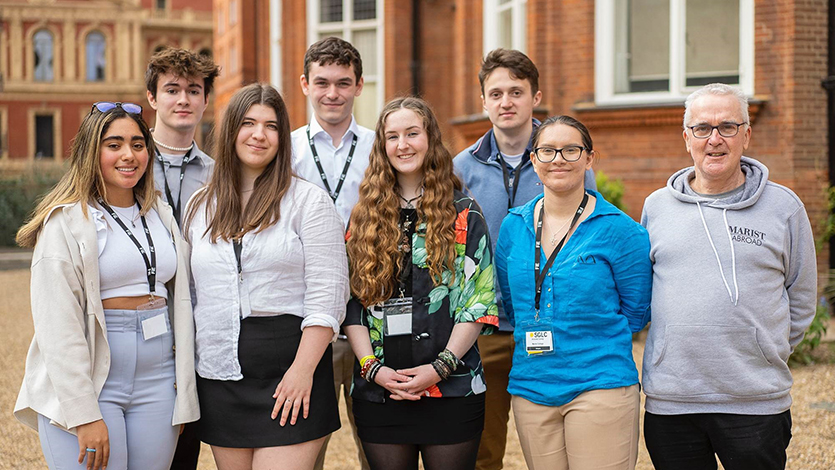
[{"x1": 38, "y1": 307, "x2": 179, "y2": 470}]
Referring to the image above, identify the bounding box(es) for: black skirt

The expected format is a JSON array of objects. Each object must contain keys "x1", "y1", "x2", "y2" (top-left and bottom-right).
[
  {"x1": 352, "y1": 393, "x2": 485, "y2": 445},
  {"x1": 196, "y1": 315, "x2": 340, "y2": 448}
]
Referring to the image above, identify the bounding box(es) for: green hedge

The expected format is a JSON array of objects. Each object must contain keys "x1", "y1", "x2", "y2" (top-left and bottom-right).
[{"x1": 0, "y1": 167, "x2": 64, "y2": 246}]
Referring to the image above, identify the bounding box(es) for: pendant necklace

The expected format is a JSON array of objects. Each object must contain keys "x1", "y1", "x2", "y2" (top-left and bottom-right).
[
  {"x1": 398, "y1": 188, "x2": 424, "y2": 209},
  {"x1": 542, "y1": 201, "x2": 573, "y2": 246}
]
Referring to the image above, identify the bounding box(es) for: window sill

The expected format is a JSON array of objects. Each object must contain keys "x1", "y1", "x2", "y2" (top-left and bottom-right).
[{"x1": 572, "y1": 96, "x2": 767, "y2": 129}]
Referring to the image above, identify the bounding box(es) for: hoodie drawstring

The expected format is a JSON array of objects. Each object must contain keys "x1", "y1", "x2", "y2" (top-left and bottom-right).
[{"x1": 696, "y1": 202, "x2": 739, "y2": 305}]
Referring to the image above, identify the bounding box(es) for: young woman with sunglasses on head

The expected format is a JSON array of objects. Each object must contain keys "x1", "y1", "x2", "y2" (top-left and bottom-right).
[
  {"x1": 183, "y1": 83, "x2": 347, "y2": 470},
  {"x1": 344, "y1": 97, "x2": 499, "y2": 470},
  {"x1": 14, "y1": 102, "x2": 199, "y2": 470},
  {"x1": 494, "y1": 115, "x2": 652, "y2": 470}
]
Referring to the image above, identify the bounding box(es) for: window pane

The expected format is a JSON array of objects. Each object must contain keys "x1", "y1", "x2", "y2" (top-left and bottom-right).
[
  {"x1": 156, "y1": 0, "x2": 166, "y2": 9},
  {"x1": 35, "y1": 115, "x2": 54, "y2": 158},
  {"x1": 320, "y1": 0, "x2": 343, "y2": 23},
  {"x1": 33, "y1": 30, "x2": 54, "y2": 82},
  {"x1": 352, "y1": 29, "x2": 377, "y2": 76},
  {"x1": 686, "y1": 0, "x2": 739, "y2": 86},
  {"x1": 353, "y1": 0, "x2": 376, "y2": 20},
  {"x1": 353, "y1": 81, "x2": 377, "y2": 129},
  {"x1": 498, "y1": 8, "x2": 512, "y2": 50},
  {"x1": 86, "y1": 32, "x2": 106, "y2": 82},
  {"x1": 616, "y1": 0, "x2": 669, "y2": 93},
  {"x1": 319, "y1": 32, "x2": 343, "y2": 41}
]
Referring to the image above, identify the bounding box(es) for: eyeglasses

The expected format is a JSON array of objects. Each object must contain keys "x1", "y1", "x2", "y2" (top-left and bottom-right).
[
  {"x1": 90, "y1": 102, "x2": 143, "y2": 115},
  {"x1": 533, "y1": 145, "x2": 587, "y2": 163},
  {"x1": 687, "y1": 122, "x2": 747, "y2": 139}
]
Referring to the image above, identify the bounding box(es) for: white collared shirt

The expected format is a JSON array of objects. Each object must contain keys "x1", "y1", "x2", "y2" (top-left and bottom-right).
[
  {"x1": 187, "y1": 178, "x2": 349, "y2": 380},
  {"x1": 291, "y1": 116, "x2": 374, "y2": 227}
]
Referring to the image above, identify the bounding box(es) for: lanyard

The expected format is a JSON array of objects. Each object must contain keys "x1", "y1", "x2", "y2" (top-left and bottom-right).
[
  {"x1": 533, "y1": 193, "x2": 589, "y2": 314},
  {"x1": 497, "y1": 153, "x2": 521, "y2": 211},
  {"x1": 155, "y1": 147, "x2": 194, "y2": 222},
  {"x1": 98, "y1": 199, "x2": 158, "y2": 297},
  {"x1": 233, "y1": 238, "x2": 243, "y2": 284},
  {"x1": 307, "y1": 127, "x2": 357, "y2": 202}
]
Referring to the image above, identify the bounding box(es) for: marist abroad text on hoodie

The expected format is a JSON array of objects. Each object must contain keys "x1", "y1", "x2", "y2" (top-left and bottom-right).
[{"x1": 640, "y1": 156, "x2": 817, "y2": 416}]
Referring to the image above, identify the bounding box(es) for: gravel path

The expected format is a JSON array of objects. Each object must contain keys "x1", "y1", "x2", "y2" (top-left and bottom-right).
[{"x1": 1, "y1": 268, "x2": 832, "y2": 469}]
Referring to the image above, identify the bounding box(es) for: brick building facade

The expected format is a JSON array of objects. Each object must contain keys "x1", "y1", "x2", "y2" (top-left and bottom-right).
[
  {"x1": 0, "y1": 0, "x2": 213, "y2": 166},
  {"x1": 216, "y1": 0, "x2": 829, "y2": 262}
]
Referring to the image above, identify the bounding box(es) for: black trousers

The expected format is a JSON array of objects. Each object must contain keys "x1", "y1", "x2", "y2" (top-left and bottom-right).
[
  {"x1": 169, "y1": 422, "x2": 200, "y2": 470},
  {"x1": 644, "y1": 410, "x2": 792, "y2": 470}
]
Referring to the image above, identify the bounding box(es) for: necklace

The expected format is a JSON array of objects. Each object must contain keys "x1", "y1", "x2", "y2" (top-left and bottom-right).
[
  {"x1": 153, "y1": 136, "x2": 194, "y2": 153},
  {"x1": 399, "y1": 210, "x2": 414, "y2": 253},
  {"x1": 541, "y1": 201, "x2": 573, "y2": 246},
  {"x1": 398, "y1": 188, "x2": 424, "y2": 209},
  {"x1": 112, "y1": 203, "x2": 139, "y2": 228}
]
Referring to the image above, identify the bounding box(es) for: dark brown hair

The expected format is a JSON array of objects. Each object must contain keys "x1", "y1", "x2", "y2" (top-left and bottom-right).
[
  {"x1": 347, "y1": 97, "x2": 462, "y2": 307},
  {"x1": 478, "y1": 48, "x2": 540, "y2": 95},
  {"x1": 184, "y1": 83, "x2": 294, "y2": 243},
  {"x1": 532, "y1": 115, "x2": 594, "y2": 150},
  {"x1": 303, "y1": 37, "x2": 363, "y2": 83},
  {"x1": 145, "y1": 47, "x2": 220, "y2": 99}
]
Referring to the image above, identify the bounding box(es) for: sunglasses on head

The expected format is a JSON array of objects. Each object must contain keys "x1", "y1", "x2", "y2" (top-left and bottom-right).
[{"x1": 90, "y1": 102, "x2": 143, "y2": 115}]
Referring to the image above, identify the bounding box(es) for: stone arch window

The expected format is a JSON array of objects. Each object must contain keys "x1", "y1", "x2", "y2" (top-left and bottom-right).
[
  {"x1": 33, "y1": 29, "x2": 54, "y2": 82},
  {"x1": 86, "y1": 31, "x2": 106, "y2": 81}
]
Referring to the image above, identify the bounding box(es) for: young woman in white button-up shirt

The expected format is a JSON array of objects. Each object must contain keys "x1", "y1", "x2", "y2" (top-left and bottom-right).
[{"x1": 184, "y1": 83, "x2": 349, "y2": 470}]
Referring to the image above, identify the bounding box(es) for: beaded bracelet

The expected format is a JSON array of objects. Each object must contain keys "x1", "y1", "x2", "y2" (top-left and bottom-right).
[
  {"x1": 431, "y1": 359, "x2": 451, "y2": 380},
  {"x1": 438, "y1": 348, "x2": 459, "y2": 372},
  {"x1": 360, "y1": 357, "x2": 380, "y2": 381},
  {"x1": 359, "y1": 354, "x2": 376, "y2": 368}
]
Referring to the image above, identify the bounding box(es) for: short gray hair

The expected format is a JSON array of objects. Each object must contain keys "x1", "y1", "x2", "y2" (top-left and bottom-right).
[{"x1": 683, "y1": 83, "x2": 749, "y2": 129}]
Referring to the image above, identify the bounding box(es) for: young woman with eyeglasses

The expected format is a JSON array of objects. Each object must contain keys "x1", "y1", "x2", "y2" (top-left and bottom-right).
[
  {"x1": 494, "y1": 115, "x2": 652, "y2": 470},
  {"x1": 14, "y1": 102, "x2": 199, "y2": 470},
  {"x1": 182, "y1": 83, "x2": 347, "y2": 470},
  {"x1": 343, "y1": 97, "x2": 499, "y2": 470}
]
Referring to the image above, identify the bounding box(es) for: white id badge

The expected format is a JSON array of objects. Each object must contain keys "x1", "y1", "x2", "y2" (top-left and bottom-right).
[
  {"x1": 525, "y1": 330, "x2": 554, "y2": 355},
  {"x1": 141, "y1": 313, "x2": 169, "y2": 341},
  {"x1": 383, "y1": 297, "x2": 413, "y2": 336},
  {"x1": 521, "y1": 318, "x2": 555, "y2": 356}
]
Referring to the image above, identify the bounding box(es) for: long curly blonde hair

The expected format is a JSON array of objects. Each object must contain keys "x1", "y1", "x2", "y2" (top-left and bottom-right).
[{"x1": 347, "y1": 97, "x2": 461, "y2": 307}]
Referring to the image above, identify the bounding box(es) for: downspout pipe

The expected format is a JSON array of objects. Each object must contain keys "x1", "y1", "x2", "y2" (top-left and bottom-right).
[
  {"x1": 411, "y1": 0, "x2": 421, "y2": 96},
  {"x1": 825, "y1": 0, "x2": 835, "y2": 267}
]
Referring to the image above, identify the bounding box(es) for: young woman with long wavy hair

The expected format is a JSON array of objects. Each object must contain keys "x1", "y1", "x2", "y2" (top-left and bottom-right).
[
  {"x1": 183, "y1": 83, "x2": 348, "y2": 470},
  {"x1": 15, "y1": 102, "x2": 199, "y2": 470},
  {"x1": 344, "y1": 97, "x2": 499, "y2": 470}
]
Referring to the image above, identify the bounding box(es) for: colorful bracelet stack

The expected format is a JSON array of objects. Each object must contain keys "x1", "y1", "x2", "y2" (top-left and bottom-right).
[
  {"x1": 431, "y1": 348, "x2": 459, "y2": 381},
  {"x1": 360, "y1": 356, "x2": 382, "y2": 383}
]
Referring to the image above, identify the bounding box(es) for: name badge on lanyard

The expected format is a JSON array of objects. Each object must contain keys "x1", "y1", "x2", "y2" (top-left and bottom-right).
[
  {"x1": 382, "y1": 297, "x2": 413, "y2": 336},
  {"x1": 525, "y1": 329, "x2": 554, "y2": 355}
]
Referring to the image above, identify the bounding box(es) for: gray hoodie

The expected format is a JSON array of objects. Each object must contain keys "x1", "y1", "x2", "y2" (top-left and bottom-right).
[{"x1": 640, "y1": 156, "x2": 817, "y2": 415}]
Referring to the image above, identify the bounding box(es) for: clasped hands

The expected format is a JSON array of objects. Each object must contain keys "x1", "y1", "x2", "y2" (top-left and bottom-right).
[{"x1": 375, "y1": 363, "x2": 441, "y2": 400}]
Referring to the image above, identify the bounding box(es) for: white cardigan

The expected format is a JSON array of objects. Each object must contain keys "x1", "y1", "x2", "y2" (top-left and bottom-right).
[{"x1": 14, "y1": 197, "x2": 200, "y2": 433}]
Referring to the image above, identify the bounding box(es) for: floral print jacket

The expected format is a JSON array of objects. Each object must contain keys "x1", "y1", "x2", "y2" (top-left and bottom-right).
[{"x1": 345, "y1": 191, "x2": 499, "y2": 403}]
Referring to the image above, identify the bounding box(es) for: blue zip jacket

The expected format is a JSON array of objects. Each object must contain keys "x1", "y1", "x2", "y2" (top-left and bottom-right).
[
  {"x1": 454, "y1": 121, "x2": 596, "y2": 331},
  {"x1": 495, "y1": 191, "x2": 651, "y2": 406}
]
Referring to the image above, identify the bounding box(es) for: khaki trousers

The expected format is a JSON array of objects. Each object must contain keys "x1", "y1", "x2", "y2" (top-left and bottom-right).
[
  {"x1": 475, "y1": 332, "x2": 514, "y2": 470},
  {"x1": 314, "y1": 338, "x2": 370, "y2": 470},
  {"x1": 512, "y1": 384, "x2": 640, "y2": 470}
]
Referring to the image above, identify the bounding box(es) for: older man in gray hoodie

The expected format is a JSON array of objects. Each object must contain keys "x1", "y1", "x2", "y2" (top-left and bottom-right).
[{"x1": 640, "y1": 83, "x2": 817, "y2": 470}]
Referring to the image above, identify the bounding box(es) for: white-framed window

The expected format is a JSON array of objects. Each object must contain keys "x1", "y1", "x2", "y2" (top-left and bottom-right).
[
  {"x1": 594, "y1": 0, "x2": 754, "y2": 105},
  {"x1": 483, "y1": 0, "x2": 527, "y2": 55},
  {"x1": 307, "y1": 0, "x2": 384, "y2": 129},
  {"x1": 33, "y1": 29, "x2": 54, "y2": 82},
  {"x1": 85, "y1": 31, "x2": 106, "y2": 82}
]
